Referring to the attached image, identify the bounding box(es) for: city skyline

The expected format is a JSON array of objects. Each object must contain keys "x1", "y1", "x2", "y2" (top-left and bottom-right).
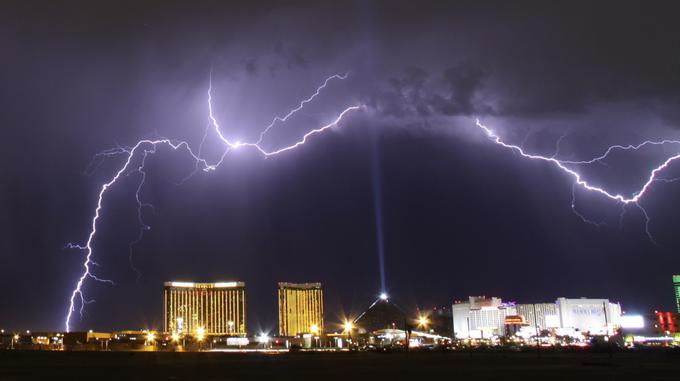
[{"x1": 35, "y1": 278, "x2": 669, "y2": 336}]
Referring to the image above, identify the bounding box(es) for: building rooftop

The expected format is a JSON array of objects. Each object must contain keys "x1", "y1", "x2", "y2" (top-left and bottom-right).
[
  {"x1": 354, "y1": 297, "x2": 407, "y2": 334},
  {"x1": 277, "y1": 282, "x2": 322, "y2": 289},
  {"x1": 163, "y1": 281, "x2": 245, "y2": 288}
]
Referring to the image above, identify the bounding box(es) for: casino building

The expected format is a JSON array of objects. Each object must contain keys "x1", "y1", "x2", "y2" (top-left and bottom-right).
[
  {"x1": 453, "y1": 296, "x2": 623, "y2": 338},
  {"x1": 163, "y1": 281, "x2": 246, "y2": 335},
  {"x1": 353, "y1": 295, "x2": 407, "y2": 334},
  {"x1": 278, "y1": 282, "x2": 324, "y2": 336}
]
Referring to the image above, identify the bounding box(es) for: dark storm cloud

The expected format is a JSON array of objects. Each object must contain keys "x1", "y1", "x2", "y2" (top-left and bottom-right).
[
  {"x1": 432, "y1": 63, "x2": 490, "y2": 116},
  {"x1": 366, "y1": 1, "x2": 680, "y2": 127},
  {"x1": 378, "y1": 67, "x2": 431, "y2": 118},
  {"x1": 242, "y1": 57, "x2": 259, "y2": 76},
  {"x1": 374, "y1": 63, "x2": 492, "y2": 119},
  {"x1": 651, "y1": 97, "x2": 680, "y2": 127},
  {"x1": 274, "y1": 41, "x2": 309, "y2": 70}
]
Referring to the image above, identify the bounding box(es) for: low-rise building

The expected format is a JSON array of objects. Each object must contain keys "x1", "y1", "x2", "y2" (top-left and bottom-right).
[
  {"x1": 453, "y1": 296, "x2": 623, "y2": 339},
  {"x1": 556, "y1": 297, "x2": 621, "y2": 335},
  {"x1": 452, "y1": 296, "x2": 517, "y2": 338}
]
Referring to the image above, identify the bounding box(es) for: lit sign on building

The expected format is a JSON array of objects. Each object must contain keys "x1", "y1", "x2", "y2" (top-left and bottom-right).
[{"x1": 620, "y1": 315, "x2": 645, "y2": 329}]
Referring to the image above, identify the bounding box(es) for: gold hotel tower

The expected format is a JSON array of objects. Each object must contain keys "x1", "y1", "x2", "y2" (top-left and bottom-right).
[
  {"x1": 164, "y1": 281, "x2": 246, "y2": 335},
  {"x1": 278, "y1": 282, "x2": 324, "y2": 336}
]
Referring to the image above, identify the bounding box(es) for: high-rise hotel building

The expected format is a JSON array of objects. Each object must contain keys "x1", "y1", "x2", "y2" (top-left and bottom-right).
[
  {"x1": 164, "y1": 281, "x2": 246, "y2": 335},
  {"x1": 278, "y1": 282, "x2": 324, "y2": 337}
]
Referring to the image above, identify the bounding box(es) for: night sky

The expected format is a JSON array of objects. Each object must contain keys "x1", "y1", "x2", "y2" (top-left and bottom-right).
[{"x1": 2, "y1": 1, "x2": 680, "y2": 333}]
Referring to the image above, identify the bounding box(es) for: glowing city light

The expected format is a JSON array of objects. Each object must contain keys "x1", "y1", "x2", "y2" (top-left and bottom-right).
[
  {"x1": 621, "y1": 315, "x2": 645, "y2": 329},
  {"x1": 418, "y1": 316, "x2": 429, "y2": 327},
  {"x1": 196, "y1": 326, "x2": 205, "y2": 342},
  {"x1": 170, "y1": 282, "x2": 195, "y2": 288},
  {"x1": 343, "y1": 321, "x2": 354, "y2": 332},
  {"x1": 213, "y1": 282, "x2": 238, "y2": 288},
  {"x1": 64, "y1": 72, "x2": 362, "y2": 332},
  {"x1": 380, "y1": 293, "x2": 388, "y2": 301}
]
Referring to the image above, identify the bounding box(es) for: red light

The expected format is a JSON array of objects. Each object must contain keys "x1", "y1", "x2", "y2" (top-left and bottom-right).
[{"x1": 666, "y1": 312, "x2": 675, "y2": 333}]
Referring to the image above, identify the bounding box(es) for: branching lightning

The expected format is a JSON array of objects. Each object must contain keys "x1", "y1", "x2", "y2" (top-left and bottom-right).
[
  {"x1": 65, "y1": 72, "x2": 362, "y2": 332},
  {"x1": 475, "y1": 119, "x2": 680, "y2": 241}
]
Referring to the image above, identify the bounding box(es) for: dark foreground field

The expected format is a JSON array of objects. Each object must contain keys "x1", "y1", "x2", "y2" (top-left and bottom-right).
[{"x1": 1, "y1": 350, "x2": 679, "y2": 381}]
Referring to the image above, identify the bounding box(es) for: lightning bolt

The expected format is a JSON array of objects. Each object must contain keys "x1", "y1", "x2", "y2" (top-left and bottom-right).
[
  {"x1": 475, "y1": 119, "x2": 680, "y2": 241},
  {"x1": 65, "y1": 72, "x2": 362, "y2": 332}
]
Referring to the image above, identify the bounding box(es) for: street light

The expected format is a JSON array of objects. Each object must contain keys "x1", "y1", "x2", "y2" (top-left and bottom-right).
[
  {"x1": 343, "y1": 321, "x2": 353, "y2": 332},
  {"x1": 310, "y1": 325, "x2": 321, "y2": 348},
  {"x1": 196, "y1": 326, "x2": 206, "y2": 350},
  {"x1": 258, "y1": 333, "x2": 270, "y2": 348},
  {"x1": 343, "y1": 321, "x2": 354, "y2": 349},
  {"x1": 418, "y1": 316, "x2": 429, "y2": 328},
  {"x1": 146, "y1": 331, "x2": 155, "y2": 346},
  {"x1": 227, "y1": 321, "x2": 234, "y2": 335},
  {"x1": 196, "y1": 327, "x2": 205, "y2": 342},
  {"x1": 12, "y1": 334, "x2": 19, "y2": 350}
]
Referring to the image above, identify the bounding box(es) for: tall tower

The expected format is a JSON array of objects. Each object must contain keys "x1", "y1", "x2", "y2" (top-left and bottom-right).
[
  {"x1": 278, "y1": 282, "x2": 323, "y2": 337},
  {"x1": 674, "y1": 275, "x2": 680, "y2": 313},
  {"x1": 163, "y1": 281, "x2": 246, "y2": 335}
]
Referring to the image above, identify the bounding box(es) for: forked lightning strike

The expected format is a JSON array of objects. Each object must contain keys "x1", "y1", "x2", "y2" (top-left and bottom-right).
[
  {"x1": 475, "y1": 119, "x2": 680, "y2": 239},
  {"x1": 65, "y1": 73, "x2": 362, "y2": 332}
]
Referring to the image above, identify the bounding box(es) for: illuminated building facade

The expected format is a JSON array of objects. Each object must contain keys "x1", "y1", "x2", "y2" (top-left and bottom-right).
[
  {"x1": 652, "y1": 311, "x2": 678, "y2": 334},
  {"x1": 452, "y1": 296, "x2": 517, "y2": 338},
  {"x1": 516, "y1": 303, "x2": 560, "y2": 329},
  {"x1": 674, "y1": 275, "x2": 680, "y2": 313},
  {"x1": 278, "y1": 282, "x2": 324, "y2": 336},
  {"x1": 556, "y1": 297, "x2": 621, "y2": 335},
  {"x1": 163, "y1": 281, "x2": 245, "y2": 335},
  {"x1": 453, "y1": 297, "x2": 623, "y2": 338}
]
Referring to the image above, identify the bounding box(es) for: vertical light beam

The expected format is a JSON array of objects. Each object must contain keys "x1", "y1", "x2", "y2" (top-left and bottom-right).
[{"x1": 371, "y1": 130, "x2": 387, "y2": 294}]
